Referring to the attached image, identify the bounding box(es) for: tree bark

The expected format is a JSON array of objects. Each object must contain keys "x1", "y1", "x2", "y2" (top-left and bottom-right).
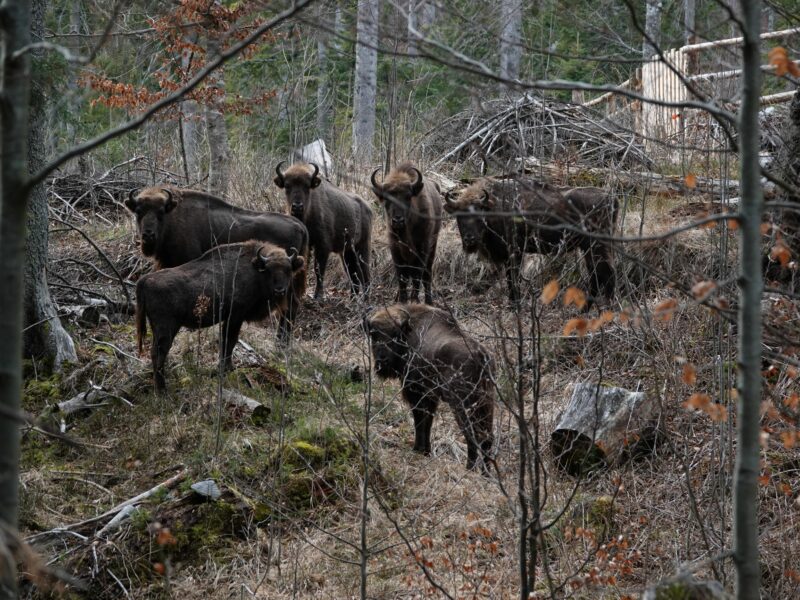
[
  {"x1": 205, "y1": 36, "x2": 230, "y2": 197},
  {"x1": 180, "y1": 32, "x2": 202, "y2": 185},
  {"x1": 316, "y1": 0, "x2": 333, "y2": 143},
  {"x1": 0, "y1": 0, "x2": 32, "y2": 596},
  {"x1": 353, "y1": 0, "x2": 379, "y2": 161},
  {"x1": 24, "y1": 0, "x2": 77, "y2": 372},
  {"x1": 735, "y1": 1, "x2": 763, "y2": 598},
  {"x1": 499, "y1": 0, "x2": 523, "y2": 83},
  {"x1": 684, "y1": 0, "x2": 696, "y2": 44},
  {"x1": 643, "y1": 0, "x2": 663, "y2": 59}
]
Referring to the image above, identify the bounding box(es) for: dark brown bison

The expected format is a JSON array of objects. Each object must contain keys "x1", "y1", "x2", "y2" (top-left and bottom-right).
[
  {"x1": 444, "y1": 176, "x2": 617, "y2": 307},
  {"x1": 274, "y1": 162, "x2": 373, "y2": 299},
  {"x1": 125, "y1": 186, "x2": 309, "y2": 342},
  {"x1": 371, "y1": 163, "x2": 443, "y2": 304},
  {"x1": 365, "y1": 304, "x2": 495, "y2": 473},
  {"x1": 136, "y1": 241, "x2": 305, "y2": 391}
]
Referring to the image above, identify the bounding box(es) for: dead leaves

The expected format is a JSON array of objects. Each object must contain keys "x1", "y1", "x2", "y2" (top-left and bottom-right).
[{"x1": 769, "y1": 46, "x2": 800, "y2": 77}]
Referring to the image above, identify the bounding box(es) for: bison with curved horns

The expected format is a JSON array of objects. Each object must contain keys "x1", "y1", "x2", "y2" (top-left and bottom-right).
[
  {"x1": 274, "y1": 161, "x2": 373, "y2": 299},
  {"x1": 125, "y1": 186, "x2": 309, "y2": 344},
  {"x1": 444, "y1": 176, "x2": 617, "y2": 307},
  {"x1": 371, "y1": 163, "x2": 443, "y2": 304},
  {"x1": 136, "y1": 241, "x2": 305, "y2": 392},
  {"x1": 365, "y1": 303, "x2": 495, "y2": 474}
]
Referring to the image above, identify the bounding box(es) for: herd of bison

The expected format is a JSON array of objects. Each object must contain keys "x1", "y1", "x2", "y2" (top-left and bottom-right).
[{"x1": 125, "y1": 161, "x2": 617, "y2": 473}]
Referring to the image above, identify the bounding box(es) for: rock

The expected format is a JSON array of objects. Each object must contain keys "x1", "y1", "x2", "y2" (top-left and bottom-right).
[{"x1": 191, "y1": 479, "x2": 222, "y2": 501}]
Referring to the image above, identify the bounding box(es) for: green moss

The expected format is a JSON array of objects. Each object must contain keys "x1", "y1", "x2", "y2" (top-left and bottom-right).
[{"x1": 23, "y1": 373, "x2": 62, "y2": 409}]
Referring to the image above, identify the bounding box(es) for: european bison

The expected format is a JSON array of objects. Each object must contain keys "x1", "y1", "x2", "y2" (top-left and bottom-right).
[
  {"x1": 274, "y1": 162, "x2": 373, "y2": 299},
  {"x1": 136, "y1": 241, "x2": 305, "y2": 391},
  {"x1": 365, "y1": 304, "x2": 495, "y2": 473},
  {"x1": 444, "y1": 176, "x2": 617, "y2": 307},
  {"x1": 125, "y1": 186, "x2": 309, "y2": 342},
  {"x1": 371, "y1": 163, "x2": 443, "y2": 304}
]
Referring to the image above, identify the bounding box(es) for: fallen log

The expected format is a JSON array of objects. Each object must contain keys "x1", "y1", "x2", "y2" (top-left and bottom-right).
[
  {"x1": 221, "y1": 388, "x2": 271, "y2": 424},
  {"x1": 550, "y1": 383, "x2": 659, "y2": 475}
]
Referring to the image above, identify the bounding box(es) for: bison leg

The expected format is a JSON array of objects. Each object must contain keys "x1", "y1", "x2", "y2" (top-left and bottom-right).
[
  {"x1": 584, "y1": 245, "x2": 615, "y2": 303},
  {"x1": 219, "y1": 318, "x2": 244, "y2": 371},
  {"x1": 452, "y1": 398, "x2": 494, "y2": 474},
  {"x1": 342, "y1": 248, "x2": 365, "y2": 296},
  {"x1": 504, "y1": 262, "x2": 521, "y2": 308},
  {"x1": 151, "y1": 326, "x2": 177, "y2": 393},
  {"x1": 405, "y1": 390, "x2": 436, "y2": 454},
  {"x1": 277, "y1": 295, "x2": 298, "y2": 346},
  {"x1": 314, "y1": 249, "x2": 330, "y2": 300}
]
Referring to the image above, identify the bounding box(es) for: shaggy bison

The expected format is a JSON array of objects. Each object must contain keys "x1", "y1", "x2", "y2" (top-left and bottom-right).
[
  {"x1": 125, "y1": 186, "x2": 309, "y2": 343},
  {"x1": 274, "y1": 162, "x2": 373, "y2": 299},
  {"x1": 371, "y1": 163, "x2": 443, "y2": 304},
  {"x1": 365, "y1": 304, "x2": 495, "y2": 473},
  {"x1": 136, "y1": 241, "x2": 305, "y2": 391},
  {"x1": 444, "y1": 176, "x2": 617, "y2": 307}
]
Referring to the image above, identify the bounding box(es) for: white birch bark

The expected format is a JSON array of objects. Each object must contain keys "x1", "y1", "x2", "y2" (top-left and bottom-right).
[
  {"x1": 352, "y1": 0, "x2": 379, "y2": 161},
  {"x1": 643, "y1": 0, "x2": 663, "y2": 59},
  {"x1": 499, "y1": 0, "x2": 523, "y2": 82},
  {"x1": 205, "y1": 36, "x2": 231, "y2": 196}
]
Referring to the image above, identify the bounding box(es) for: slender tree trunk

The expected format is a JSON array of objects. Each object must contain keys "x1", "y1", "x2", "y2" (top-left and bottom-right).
[
  {"x1": 643, "y1": 0, "x2": 663, "y2": 59},
  {"x1": 684, "y1": 0, "x2": 696, "y2": 44},
  {"x1": 353, "y1": 0, "x2": 379, "y2": 161},
  {"x1": 499, "y1": 0, "x2": 523, "y2": 83},
  {"x1": 205, "y1": 36, "x2": 230, "y2": 196},
  {"x1": 0, "y1": 0, "x2": 32, "y2": 597},
  {"x1": 735, "y1": 2, "x2": 763, "y2": 598},
  {"x1": 24, "y1": 0, "x2": 77, "y2": 372},
  {"x1": 316, "y1": 0, "x2": 332, "y2": 143},
  {"x1": 407, "y1": 0, "x2": 418, "y2": 55},
  {"x1": 180, "y1": 32, "x2": 202, "y2": 185}
]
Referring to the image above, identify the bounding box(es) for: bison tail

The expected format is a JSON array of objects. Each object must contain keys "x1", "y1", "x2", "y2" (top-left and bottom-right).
[{"x1": 135, "y1": 279, "x2": 148, "y2": 356}]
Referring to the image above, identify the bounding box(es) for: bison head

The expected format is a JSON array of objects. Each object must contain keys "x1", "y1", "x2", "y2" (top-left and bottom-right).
[
  {"x1": 273, "y1": 161, "x2": 322, "y2": 221},
  {"x1": 371, "y1": 166, "x2": 424, "y2": 235},
  {"x1": 125, "y1": 187, "x2": 178, "y2": 256},
  {"x1": 444, "y1": 186, "x2": 494, "y2": 254},
  {"x1": 365, "y1": 306, "x2": 412, "y2": 378},
  {"x1": 253, "y1": 245, "x2": 306, "y2": 299}
]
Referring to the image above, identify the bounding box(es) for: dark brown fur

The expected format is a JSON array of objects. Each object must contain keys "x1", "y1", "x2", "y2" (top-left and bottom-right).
[
  {"x1": 444, "y1": 176, "x2": 617, "y2": 306},
  {"x1": 274, "y1": 163, "x2": 373, "y2": 299},
  {"x1": 366, "y1": 304, "x2": 495, "y2": 473},
  {"x1": 126, "y1": 186, "x2": 309, "y2": 342},
  {"x1": 371, "y1": 163, "x2": 443, "y2": 304},
  {"x1": 136, "y1": 241, "x2": 305, "y2": 392}
]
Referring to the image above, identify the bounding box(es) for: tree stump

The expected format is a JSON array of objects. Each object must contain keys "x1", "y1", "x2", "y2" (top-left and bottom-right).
[{"x1": 550, "y1": 383, "x2": 659, "y2": 475}]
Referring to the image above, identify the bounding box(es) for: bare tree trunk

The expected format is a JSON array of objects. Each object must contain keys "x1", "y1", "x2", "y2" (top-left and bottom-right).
[
  {"x1": 353, "y1": 0, "x2": 379, "y2": 160},
  {"x1": 407, "y1": 0, "x2": 418, "y2": 55},
  {"x1": 24, "y1": 0, "x2": 77, "y2": 372},
  {"x1": 499, "y1": 0, "x2": 523, "y2": 83},
  {"x1": 180, "y1": 32, "x2": 202, "y2": 185},
  {"x1": 735, "y1": 2, "x2": 763, "y2": 598},
  {"x1": 643, "y1": 0, "x2": 663, "y2": 59},
  {"x1": 684, "y1": 0, "x2": 696, "y2": 44},
  {"x1": 0, "y1": 0, "x2": 32, "y2": 596},
  {"x1": 205, "y1": 36, "x2": 230, "y2": 196},
  {"x1": 316, "y1": 0, "x2": 333, "y2": 143}
]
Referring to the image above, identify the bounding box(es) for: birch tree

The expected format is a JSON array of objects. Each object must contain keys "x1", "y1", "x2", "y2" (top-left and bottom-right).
[
  {"x1": 499, "y1": 0, "x2": 523, "y2": 83},
  {"x1": 205, "y1": 34, "x2": 231, "y2": 197},
  {"x1": 643, "y1": 0, "x2": 663, "y2": 59},
  {"x1": 317, "y1": 0, "x2": 333, "y2": 144},
  {"x1": 353, "y1": 0, "x2": 379, "y2": 160}
]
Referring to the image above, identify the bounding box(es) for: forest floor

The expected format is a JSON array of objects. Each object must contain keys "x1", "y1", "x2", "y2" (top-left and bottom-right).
[{"x1": 17, "y1": 181, "x2": 800, "y2": 599}]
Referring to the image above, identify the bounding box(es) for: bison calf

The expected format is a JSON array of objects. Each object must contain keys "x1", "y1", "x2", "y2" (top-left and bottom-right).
[
  {"x1": 274, "y1": 162, "x2": 372, "y2": 299},
  {"x1": 371, "y1": 163, "x2": 443, "y2": 304},
  {"x1": 365, "y1": 304, "x2": 495, "y2": 473},
  {"x1": 136, "y1": 241, "x2": 305, "y2": 391}
]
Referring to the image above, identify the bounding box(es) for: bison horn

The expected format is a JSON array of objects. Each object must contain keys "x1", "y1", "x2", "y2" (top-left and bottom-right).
[
  {"x1": 128, "y1": 188, "x2": 138, "y2": 206},
  {"x1": 411, "y1": 167, "x2": 422, "y2": 185},
  {"x1": 309, "y1": 162, "x2": 320, "y2": 181},
  {"x1": 480, "y1": 189, "x2": 492, "y2": 208},
  {"x1": 161, "y1": 188, "x2": 173, "y2": 203},
  {"x1": 444, "y1": 189, "x2": 457, "y2": 206},
  {"x1": 257, "y1": 246, "x2": 270, "y2": 265},
  {"x1": 275, "y1": 161, "x2": 286, "y2": 185},
  {"x1": 370, "y1": 167, "x2": 382, "y2": 189},
  {"x1": 286, "y1": 247, "x2": 297, "y2": 261}
]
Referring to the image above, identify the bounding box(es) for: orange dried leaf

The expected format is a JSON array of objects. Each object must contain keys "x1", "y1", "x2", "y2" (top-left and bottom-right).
[
  {"x1": 685, "y1": 392, "x2": 711, "y2": 410},
  {"x1": 654, "y1": 298, "x2": 678, "y2": 322},
  {"x1": 758, "y1": 474, "x2": 771, "y2": 486},
  {"x1": 153, "y1": 562, "x2": 166, "y2": 575},
  {"x1": 707, "y1": 403, "x2": 728, "y2": 422},
  {"x1": 789, "y1": 61, "x2": 800, "y2": 78},
  {"x1": 785, "y1": 392, "x2": 800, "y2": 410},
  {"x1": 761, "y1": 222, "x2": 772, "y2": 235},
  {"x1": 541, "y1": 279, "x2": 559, "y2": 304},
  {"x1": 726, "y1": 218, "x2": 739, "y2": 230},
  {"x1": 563, "y1": 286, "x2": 587, "y2": 310},
  {"x1": 781, "y1": 431, "x2": 798, "y2": 449},
  {"x1": 682, "y1": 363, "x2": 697, "y2": 386},
  {"x1": 770, "y1": 243, "x2": 791, "y2": 267},
  {"x1": 691, "y1": 280, "x2": 717, "y2": 301},
  {"x1": 684, "y1": 173, "x2": 697, "y2": 189},
  {"x1": 156, "y1": 528, "x2": 177, "y2": 546},
  {"x1": 563, "y1": 318, "x2": 589, "y2": 337}
]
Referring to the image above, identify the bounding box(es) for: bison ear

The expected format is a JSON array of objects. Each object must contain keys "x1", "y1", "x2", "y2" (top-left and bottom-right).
[
  {"x1": 273, "y1": 176, "x2": 285, "y2": 189},
  {"x1": 291, "y1": 255, "x2": 305, "y2": 272},
  {"x1": 480, "y1": 189, "x2": 495, "y2": 209},
  {"x1": 410, "y1": 168, "x2": 424, "y2": 197},
  {"x1": 125, "y1": 189, "x2": 139, "y2": 212}
]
